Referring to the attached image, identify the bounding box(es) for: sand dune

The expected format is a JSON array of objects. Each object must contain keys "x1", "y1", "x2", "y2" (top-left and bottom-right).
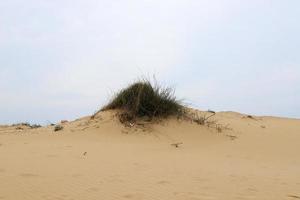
[{"x1": 0, "y1": 110, "x2": 299, "y2": 200}]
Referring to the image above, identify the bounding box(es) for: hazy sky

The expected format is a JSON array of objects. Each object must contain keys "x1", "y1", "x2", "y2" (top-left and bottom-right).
[{"x1": 1, "y1": 0, "x2": 299, "y2": 124}]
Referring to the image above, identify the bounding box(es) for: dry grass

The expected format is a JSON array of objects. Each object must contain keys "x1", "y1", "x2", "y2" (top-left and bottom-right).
[
  {"x1": 191, "y1": 112, "x2": 216, "y2": 125},
  {"x1": 188, "y1": 111, "x2": 231, "y2": 133},
  {"x1": 54, "y1": 125, "x2": 63, "y2": 132},
  {"x1": 101, "y1": 80, "x2": 184, "y2": 123},
  {"x1": 12, "y1": 123, "x2": 42, "y2": 129}
]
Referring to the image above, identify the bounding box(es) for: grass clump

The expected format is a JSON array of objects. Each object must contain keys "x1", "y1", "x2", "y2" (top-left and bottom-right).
[{"x1": 102, "y1": 80, "x2": 184, "y2": 122}]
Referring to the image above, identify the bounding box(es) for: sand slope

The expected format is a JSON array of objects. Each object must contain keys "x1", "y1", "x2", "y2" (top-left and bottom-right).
[{"x1": 0, "y1": 111, "x2": 299, "y2": 200}]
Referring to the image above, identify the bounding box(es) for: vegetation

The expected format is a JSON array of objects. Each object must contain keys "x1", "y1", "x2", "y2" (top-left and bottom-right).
[
  {"x1": 30, "y1": 124, "x2": 42, "y2": 129},
  {"x1": 13, "y1": 122, "x2": 42, "y2": 129},
  {"x1": 99, "y1": 78, "x2": 229, "y2": 133},
  {"x1": 101, "y1": 80, "x2": 184, "y2": 122},
  {"x1": 192, "y1": 112, "x2": 216, "y2": 125},
  {"x1": 54, "y1": 125, "x2": 63, "y2": 132}
]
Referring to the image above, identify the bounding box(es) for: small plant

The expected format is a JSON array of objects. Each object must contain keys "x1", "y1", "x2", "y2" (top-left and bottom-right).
[
  {"x1": 13, "y1": 123, "x2": 42, "y2": 129},
  {"x1": 190, "y1": 112, "x2": 232, "y2": 133},
  {"x1": 54, "y1": 125, "x2": 63, "y2": 132},
  {"x1": 215, "y1": 123, "x2": 231, "y2": 133},
  {"x1": 30, "y1": 124, "x2": 42, "y2": 129},
  {"x1": 216, "y1": 124, "x2": 223, "y2": 133},
  {"x1": 193, "y1": 115, "x2": 206, "y2": 125},
  {"x1": 12, "y1": 122, "x2": 30, "y2": 127},
  {"x1": 192, "y1": 112, "x2": 216, "y2": 125},
  {"x1": 101, "y1": 79, "x2": 184, "y2": 124}
]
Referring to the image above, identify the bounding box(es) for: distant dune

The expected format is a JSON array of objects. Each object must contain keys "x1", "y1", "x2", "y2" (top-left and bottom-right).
[{"x1": 0, "y1": 109, "x2": 299, "y2": 200}]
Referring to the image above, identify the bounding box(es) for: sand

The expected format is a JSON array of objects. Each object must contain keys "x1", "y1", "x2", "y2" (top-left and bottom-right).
[{"x1": 0, "y1": 110, "x2": 299, "y2": 200}]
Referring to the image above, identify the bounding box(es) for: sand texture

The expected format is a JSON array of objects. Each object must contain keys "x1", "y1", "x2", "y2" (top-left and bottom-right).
[{"x1": 0, "y1": 110, "x2": 299, "y2": 200}]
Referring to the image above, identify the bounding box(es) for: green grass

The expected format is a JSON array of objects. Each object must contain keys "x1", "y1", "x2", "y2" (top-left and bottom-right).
[{"x1": 101, "y1": 80, "x2": 184, "y2": 121}]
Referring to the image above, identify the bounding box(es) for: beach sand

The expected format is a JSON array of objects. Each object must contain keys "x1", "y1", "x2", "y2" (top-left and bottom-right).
[{"x1": 0, "y1": 110, "x2": 299, "y2": 200}]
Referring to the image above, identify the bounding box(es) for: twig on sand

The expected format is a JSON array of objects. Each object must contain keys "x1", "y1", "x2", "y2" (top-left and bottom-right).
[
  {"x1": 226, "y1": 135, "x2": 238, "y2": 140},
  {"x1": 171, "y1": 142, "x2": 183, "y2": 148}
]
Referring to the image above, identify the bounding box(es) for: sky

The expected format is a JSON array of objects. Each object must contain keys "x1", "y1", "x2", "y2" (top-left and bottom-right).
[{"x1": 0, "y1": 0, "x2": 299, "y2": 124}]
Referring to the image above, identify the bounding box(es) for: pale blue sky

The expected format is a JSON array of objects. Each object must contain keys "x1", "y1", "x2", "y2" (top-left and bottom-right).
[{"x1": 0, "y1": 0, "x2": 299, "y2": 124}]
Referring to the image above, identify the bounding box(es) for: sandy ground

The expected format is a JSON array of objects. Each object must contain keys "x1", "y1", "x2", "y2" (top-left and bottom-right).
[{"x1": 0, "y1": 110, "x2": 300, "y2": 200}]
